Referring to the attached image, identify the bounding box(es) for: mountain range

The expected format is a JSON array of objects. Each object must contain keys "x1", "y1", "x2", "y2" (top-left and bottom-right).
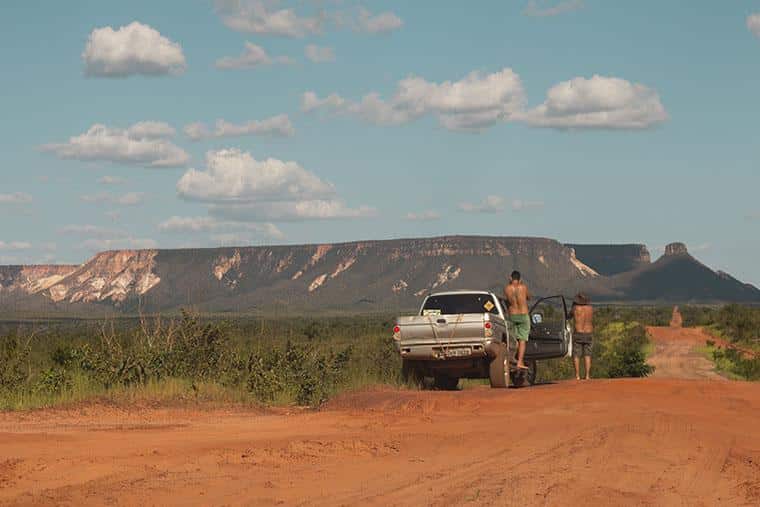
[{"x1": 1, "y1": 236, "x2": 758, "y2": 316}]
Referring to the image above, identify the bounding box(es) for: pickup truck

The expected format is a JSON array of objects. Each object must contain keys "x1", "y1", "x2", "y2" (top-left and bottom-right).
[{"x1": 393, "y1": 290, "x2": 573, "y2": 389}]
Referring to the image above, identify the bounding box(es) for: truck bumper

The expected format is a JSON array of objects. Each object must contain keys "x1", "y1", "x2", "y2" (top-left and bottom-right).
[{"x1": 398, "y1": 340, "x2": 501, "y2": 361}]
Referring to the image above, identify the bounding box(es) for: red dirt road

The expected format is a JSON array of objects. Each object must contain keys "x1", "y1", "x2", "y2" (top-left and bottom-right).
[
  {"x1": 646, "y1": 326, "x2": 727, "y2": 380},
  {"x1": 1, "y1": 330, "x2": 759, "y2": 506}
]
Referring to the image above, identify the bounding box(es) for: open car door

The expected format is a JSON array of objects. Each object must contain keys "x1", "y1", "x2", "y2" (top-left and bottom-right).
[{"x1": 525, "y1": 296, "x2": 571, "y2": 359}]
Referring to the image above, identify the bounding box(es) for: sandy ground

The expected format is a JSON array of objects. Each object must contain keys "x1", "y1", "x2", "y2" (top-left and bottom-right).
[
  {"x1": 1, "y1": 328, "x2": 759, "y2": 506},
  {"x1": 646, "y1": 326, "x2": 727, "y2": 380}
]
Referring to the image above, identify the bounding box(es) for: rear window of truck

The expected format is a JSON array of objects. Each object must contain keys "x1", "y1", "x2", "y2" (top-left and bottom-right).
[{"x1": 421, "y1": 294, "x2": 499, "y2": 316}]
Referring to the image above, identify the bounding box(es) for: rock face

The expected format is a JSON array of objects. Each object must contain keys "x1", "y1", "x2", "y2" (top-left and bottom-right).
[
  {"x1": 664, "y1": 243, "x2": 689, "y2": 256},
  {"x1": 566, "y1": 244, "x2": 651, "y2": 276},
  {"x1": 0, "y1": 265, "x2": 78, "y2": 295},
  {"x1": 1, "y1": 236, "x2": 758, "y2": 315}
]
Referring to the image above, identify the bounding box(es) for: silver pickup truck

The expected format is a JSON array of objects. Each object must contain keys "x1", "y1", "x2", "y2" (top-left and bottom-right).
[{"x1": 393, "y1": 290, "x2": 573, "y2": 389}]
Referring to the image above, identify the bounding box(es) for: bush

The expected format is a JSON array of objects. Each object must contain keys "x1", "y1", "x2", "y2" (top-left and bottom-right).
[
  {"x1": 0, "y1": 336, "x2": 31, "y2": 392},
  {"x1": 595, "y1": 323, "x2": 654, "y2": 378}
]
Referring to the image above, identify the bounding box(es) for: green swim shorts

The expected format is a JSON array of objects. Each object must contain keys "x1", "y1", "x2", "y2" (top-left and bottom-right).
[{"x1": 509, "y1": 314, "x2": 531, "y2": 342}]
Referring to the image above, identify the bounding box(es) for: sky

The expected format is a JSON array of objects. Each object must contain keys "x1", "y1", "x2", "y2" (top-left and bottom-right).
[{"x1": 1, "y1": 0, "x2": 760, "y2": 284}]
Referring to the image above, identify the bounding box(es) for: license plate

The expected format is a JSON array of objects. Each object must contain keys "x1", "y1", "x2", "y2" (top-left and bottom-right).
[{"x1": 445, "y1": 347, "x2": 471, "y2": 357}]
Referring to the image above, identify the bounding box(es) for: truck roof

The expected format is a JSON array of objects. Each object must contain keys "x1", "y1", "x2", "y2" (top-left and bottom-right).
[{"x1": 426, "y1": 290, "x2": 496, "y2": 297}]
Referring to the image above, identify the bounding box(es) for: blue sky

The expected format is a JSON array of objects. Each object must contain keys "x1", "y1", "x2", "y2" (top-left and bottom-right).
[{"x1": 1, "y1": 1, "x2": 760, "y2": 284}]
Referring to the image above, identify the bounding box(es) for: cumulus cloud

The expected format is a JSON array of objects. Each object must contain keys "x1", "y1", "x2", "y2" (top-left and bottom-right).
[
  {"x1": 306, "y1": 69, "x2": 668, "y2": 132},
  {"x1": 215, "y1": 0, "x2": 323, "y2": 38},
  {"x1": 518, "y1": 75, "x2": 668, "y2": 129},
  {"x1": 39, "y1": 122, "x2": 189, "y2": 168},
  {"x1": 748, "y1": 14, "x2": 760, "y2": 38},
  {"x1": 0, "y1": 241, "x2": 33, "y2": 251},
  {"x1": 177, "y1": 148, "x2": 335, "y2": 203},
  {"x1": 458, "y1": 195, "x2": 506, "y2": 214},
  {"x1": 303, "y1": 67, "x2": 526, "y2": 130},
  {"x1": 177, "y1": 149, "x2": 373, "y2": 222},
  {"x1": 0, "y1": 192, "x2": 32, "y2": 204},
  {"x1": 158, "y1": 216, "x2": 284, "y2": 239},
  {"x1": 523, "y1": 0, "x2": 584, "y2": 17},
  {"x1": 82, "y1": 21, "x2": 186, "y2": 77},
  {"x1": 355, "y1": 7, "x2": 403, "y2": 34},
  {"x1": 305, "y1": 44, "x2": 335, "y2": 63},
  {"x1": 184, "y1": 115, "x2": 294, "y2": 141},
  {"x1": 215, "y1": 42, "x2": 294, "y2": 69},
  {"x1": 405, "y1": 210, "x2": 440, "y2": 221},
  {"x1": 81, "y1": 192, "x2": 145, "y2": 206}
]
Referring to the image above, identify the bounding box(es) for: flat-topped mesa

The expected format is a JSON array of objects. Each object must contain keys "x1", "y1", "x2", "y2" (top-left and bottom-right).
[{"x1": 664, "y1": 243, "x2": 689, "y2": 257}]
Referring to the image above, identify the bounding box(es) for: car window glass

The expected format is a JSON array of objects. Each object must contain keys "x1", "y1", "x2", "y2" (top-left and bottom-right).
[{"x1": 422, "y1": 294, "x2": 499, "y2": 315}]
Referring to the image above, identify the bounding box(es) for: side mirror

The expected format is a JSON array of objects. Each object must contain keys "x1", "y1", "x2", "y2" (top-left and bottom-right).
[{"x1": 532, "y1": 313, "x2": 543, "y2": 324}]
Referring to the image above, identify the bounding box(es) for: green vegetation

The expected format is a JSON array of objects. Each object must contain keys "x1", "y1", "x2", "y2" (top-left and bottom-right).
[{"x1": 3, "y1": 303, "x2": 758, "y2": 411}]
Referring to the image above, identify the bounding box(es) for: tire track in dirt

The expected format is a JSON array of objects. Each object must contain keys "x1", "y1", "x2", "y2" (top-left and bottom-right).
[
  {"x1": 1, "y1": 379, "x2": 759, "y2": 506},
  {"x1": 646, "y1": 326, "x2": 726, "y2": 380}
]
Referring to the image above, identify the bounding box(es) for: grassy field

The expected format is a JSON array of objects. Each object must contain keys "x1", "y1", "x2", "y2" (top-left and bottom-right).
[{"x1": 2, "y1": 304, "x2": 758, "y2": 411}]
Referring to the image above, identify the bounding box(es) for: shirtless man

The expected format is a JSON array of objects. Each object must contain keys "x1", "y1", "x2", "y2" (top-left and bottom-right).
[
  {"x1": 569, "y1": 293, "x2": 593, "y2": 380},
  {"x1": 504, "y1": 270, "x2": 531, "y2": 370}
]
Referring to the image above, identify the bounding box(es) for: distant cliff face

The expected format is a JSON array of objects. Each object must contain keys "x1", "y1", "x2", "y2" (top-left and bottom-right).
[
  {"x1": 1, "y1": 236, "x2": 758, "y2": 315},
  {"x1": 565, "y1": 244, "x2": 651, "y2": 276},
  {"x1": 0, "y1": 237, "x2": 599, "y2": 314},
  {"x1": 0, "y1": 265, "x2": 78, "y2": 295}
]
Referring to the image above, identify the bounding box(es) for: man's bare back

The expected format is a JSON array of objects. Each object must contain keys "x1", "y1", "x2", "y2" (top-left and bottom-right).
[
  {"x1": 573, "y1": 304, "x2": 593, "y2": 333},
  {"x1": 505, "y1": 282, "x2": 530, "y2": 315}
]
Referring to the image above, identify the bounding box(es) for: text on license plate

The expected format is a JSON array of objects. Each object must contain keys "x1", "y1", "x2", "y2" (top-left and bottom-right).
[{"x1": 445, "y1": 347, "x2": 471, "y2": 357}]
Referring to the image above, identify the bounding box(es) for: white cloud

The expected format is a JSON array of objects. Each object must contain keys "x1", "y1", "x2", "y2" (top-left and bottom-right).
[
  {"x1": 519, "y1": 75, "x2": 668, "y2": 129},
  {"x1": 748, "y1": 14, "x2": 760, "y2": 38},
  {"x1": 59, "y1": 224, "x2": 126, "y2": 239},
  {"x1": 177, "y1": 149, "x2": 373, "y2": 223},
  {"x1": 305, "y1": 44, "x2": 335, "y2": 63},
  {"x1": 177, "y1": 148, "x2": 335, "y2": 203},
  {"x1": 98, "y1": 176, "x2": 126, "y2": 185},
  {"x1": 159, "y1": 216, "x2": 284, "y2": 239},
  {"x1": 40, "y1": 123, "x2": 189, "y2": 168},
  {"x1": 81, "y1": 192, "x2": 145, "y2": 206},
  {"x1": 458, "y1": 195, "x2": 506, "y2": 213},
  {"x1": 302, "y1": 91, "x2": 347, "y2": 113},
  {"x1": 215, "y1": 0, "x2": 323, "y2": 38},
  {"x1": 523, "y1": 0, "x2": 584, "y2": 17},
  {"x1": 184, "y1": 115, "x2": 294, "y2": 141},
  {"x1": 210, "y1": 200, "x2": 376, "y2": 222},
  {"x1": 405, "y1": 210, "x2": 440, "y2": 221},
  {"x1": 303, "y1": 67, "x2": 526, "y2": 130},
  {"x1": 511, "y1": 199, "x2": 544, "y2": 212},
  {"x1": 355, "y1": 7, "x2": 403, "y2": 34},
  {"x1": 0, "y1": 192, "x2": 32, "y2": 204},
  {"x1": 0, "y1": 241, "x2": 33, "y2": 251},
  {"x1": 215, "y1": 42, "x2": 294, "y2": 70},
  {"x1": 82, "y1": 21, "x2": 186, "y2": 77}
]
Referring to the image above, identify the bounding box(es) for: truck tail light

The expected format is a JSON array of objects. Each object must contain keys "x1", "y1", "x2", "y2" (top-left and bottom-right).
[
  {"x1": 393, "y1": 325, "x2": 401, "y2": 341},
  {"x1": 484, "y1": 321, "x2": 493, "y2": 337},
  {"x1": 484, "y1": 322, "x2": 492, "y2": 329},
  {"x1": 393, "y1": 325, "x2": 401, "y2": 333}
]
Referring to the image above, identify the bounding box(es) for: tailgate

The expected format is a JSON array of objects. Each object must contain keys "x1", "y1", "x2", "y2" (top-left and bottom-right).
[{"x1": 397, "y1": 313, "x2": 487, "y2": 345}]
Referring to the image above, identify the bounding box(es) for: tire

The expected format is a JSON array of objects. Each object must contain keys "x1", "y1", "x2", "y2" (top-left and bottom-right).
[
  {"x1": 433, "y1": 375, "x2": 459, "y2": 391},
  {"x1": 401, "y1": 360, "x2": 423, "y2": 388},
  {"x1": 510, "y1": 360, "x2": 537, "y2": 387},
  {"x1": 489, "y1": 343, "x2": 509, "y2": 388}
]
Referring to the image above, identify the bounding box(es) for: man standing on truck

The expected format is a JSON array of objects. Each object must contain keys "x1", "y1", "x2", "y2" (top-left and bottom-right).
[
  {"x1": 568, "y1": 293, "x2": 593, "y2": 380},
  {"x1": 505, "y1": 270, "x2": 531, "y2": 370}
]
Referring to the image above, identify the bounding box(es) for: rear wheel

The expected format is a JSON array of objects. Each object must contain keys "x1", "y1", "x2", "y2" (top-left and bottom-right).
[
  {"x1": 510, "y1": 360, "x2": 537, "y2": 387},
  {"x1": 433, "y1": 375, "x2": 459, "y2": 391},
  {"x1": 489, "y1": 343, "x2": 509, "y2": 388}
]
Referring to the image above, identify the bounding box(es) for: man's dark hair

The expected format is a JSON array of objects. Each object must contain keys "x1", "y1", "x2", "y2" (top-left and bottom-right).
[{"x1": 510, "y1": 270, "x2": 521, "y2": 281}]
